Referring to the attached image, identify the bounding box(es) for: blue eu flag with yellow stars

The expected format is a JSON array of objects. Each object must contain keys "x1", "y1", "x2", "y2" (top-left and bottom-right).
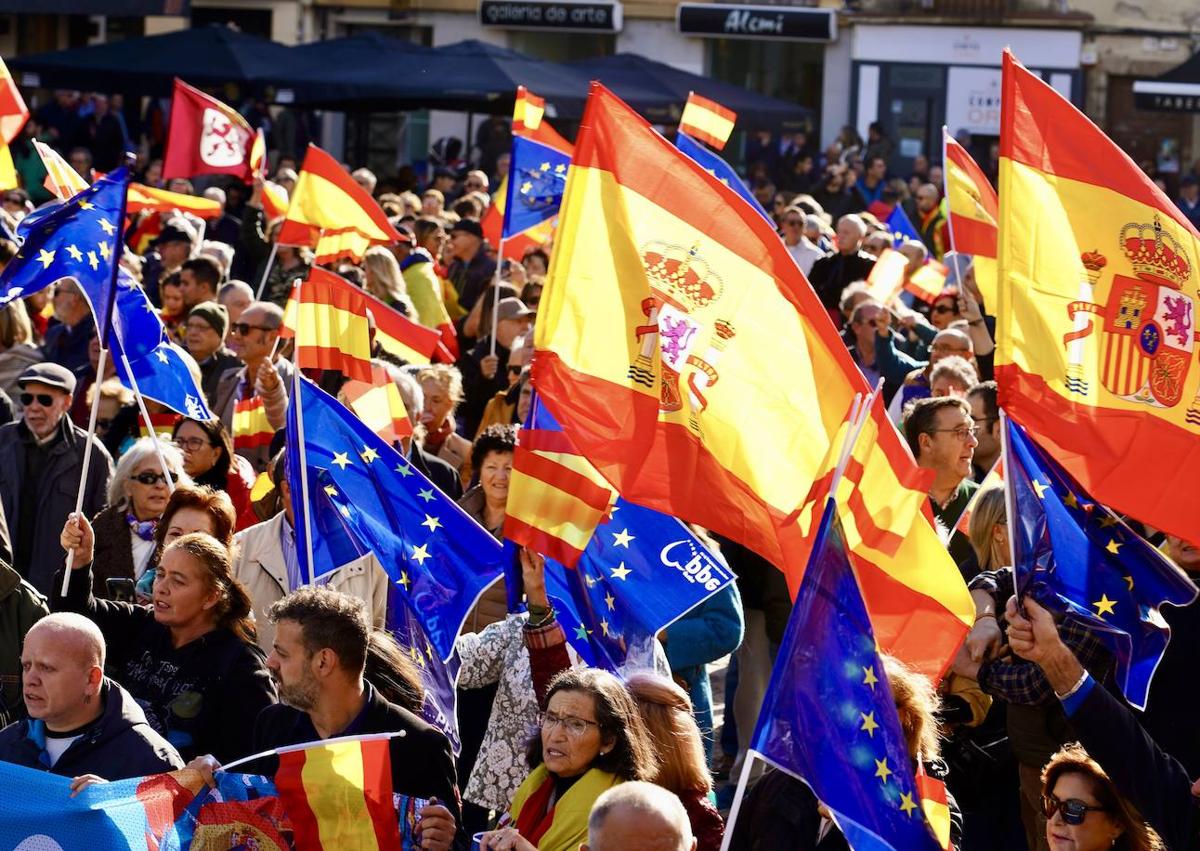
[
  {"x1": 1006, "y1": 418, "x2": 1197, "y2": 709},
  {"x1": 502, "y1": 135, "x2": 570, "y2": 240},
  {"x1": 286, "y1": 374, "x2": 506, "y2": 660},
  {"x1": 675, "y1": 130, "x2": 773, "y2": 225},
  {"x1": 750, "y1": 500, "x2": 942, "y2": 851},
  {"x1": 885, "y1": 203, "x2": 921, "y2": 247},
  {"x1": 0, "y1": 166, "x2": 129, "y2": 331}
]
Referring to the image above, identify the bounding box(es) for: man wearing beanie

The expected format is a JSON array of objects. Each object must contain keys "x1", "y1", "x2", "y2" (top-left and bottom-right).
[{"x1": 185, "y1": 302, "x2": 240, "y2": 410}]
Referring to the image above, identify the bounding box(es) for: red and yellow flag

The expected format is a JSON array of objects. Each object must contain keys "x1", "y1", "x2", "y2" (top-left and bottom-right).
[
  {"x1": 355, "y1": 283, "x2": 449, "y2": 366},
  {"x1": 0, "y1": 58, "x2": 29, "y2": 192},
  {"x1": 275, "y1": 734, "x2": 400, "y2": 851},
  {"x1": 126, "y1": 182, "x2": 222, "y2": 219},
  {"x1": 943, "y1": 129, "x2": 999, "y2": 308},
  {"x1": 35, "y1": 139, "x2": 89, "y2": 199},
  {"x1": 799, "y1": 395, "x2": 972, "y2": 681},
  {"x1": 277, "y1": 144, "x2": 402, "y2": 264},
  {"x1": 996, "y1": 50, "x2": 1200, "y2": 545},
  {"x1": 866, "y1": 248, "x2": 909, "y2": 304},
  {"x1": 904, "y1": 260, "x2": 949, "y2": 304},
  {"x1": 342, "y1": 364, "x2": 415, "y2": 446},
  {"x1": 533, "y1": 82, "x2": 865, "y2": 580},
  {"x1": 140, "y1": 411, "x2": 180, "y2": 441},
  {"x1": 233, "y1": 396, "x2": 274, "y2": 450},
  {"x1": 679, "y1": 92, "x2": 737, "y2": 151},
  {"x1": 281, "y1": 268, "x2": 373, "y2": 382}
]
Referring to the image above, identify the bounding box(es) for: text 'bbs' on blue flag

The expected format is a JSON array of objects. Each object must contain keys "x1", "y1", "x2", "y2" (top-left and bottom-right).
[
  {"x1": 287, "y1": 374, "x2": 506, "y2": 660},
  {"x1": 751, "y1": 501, "x2": 941, "y2": 851},
  {"x1": 1006, "y1": 417, "x2": 1197, "y2": 709}
]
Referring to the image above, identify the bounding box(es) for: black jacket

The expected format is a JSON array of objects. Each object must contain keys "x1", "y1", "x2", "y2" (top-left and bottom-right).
[
  {"x1": 52, "y1": 564, "x2": 277, "y2": 763},
  {"x1": 0, "y1": 558, "x2": 46, "y2": 726},
  {"x1": 0, "y1": 678, "x2": 182, "y2": 779},
  {"x1": 89, "y1": 503, "x2": 137, "y2": 600},
  {"x1": 807, "y1": 250, "x2": 878, "y2": 313},
  {"x1": 409, "y1": 442, "x2": 463, "y2": 501},
  {"x1": 249, "y1": 684, "x2": 465, "y2": 848}
]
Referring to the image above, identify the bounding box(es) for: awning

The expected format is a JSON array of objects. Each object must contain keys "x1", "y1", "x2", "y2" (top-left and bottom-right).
[{"x1": 1133, "y1": 53, "x2": 1200, "y2": 113}]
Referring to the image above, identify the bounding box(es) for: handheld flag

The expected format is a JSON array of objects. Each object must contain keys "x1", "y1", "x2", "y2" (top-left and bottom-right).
[
  {"x1": 278, "y1": 144, "x2": 403, "y2": 264},
  {"x1": 280, "y1": 267, "x2": 373, "y2": 381},
  {"x1": 368, "y1": 285, "x2": 451, "y2": 365},
  {"x1": 748, "y1": 501, "x2": 943, "y2": 851},
  {"x1": 163, "y1": 78, "x2": 258, "y2": 181},
  {"x1": 0, "y1": 57, "x2": 28, "y2": 191},
  {"x1": 125, "y1": 181, "x2": 222, "y2": 220},
  {"x1": 1005, "y1": 417, "x2": 1197, "y2": 708},
  {"x1": 883, "y1": 203, "x2": 922, "y2": 247},
  {"x1": 0, "y1": 166, "x2": 129, "y2": 333},
  {"x1": 34, "y1": 139, "x2": 88, "y2": 199},
  {"x1": 996, "y1": 50, "x2": 1200, "y2": 547},
  {"x1": 232, "y1": 395, "x2": 274, "y2": 450},
  {"x1": 286, "y1": 375, "x2": 505, "y2": 659},
  {"x1": 905, "y1": 260, "x2": 949, "y2": 305},
  {"x1": 502, "y1": 136, "x2": 569, "y2": 240},
  {"x1": 866, "y1": 248, "x2": 910, "y2": 304},
  {"x1": 534, "y1": 83, "x2": 866, "y2": 583},
  {"x1": 943, "y1": 128, "x2": 999, "y2": 308},
  {"x1": 513, "y1": 86, "x2": 546, "y2": 134},
  {"x1": 675, "y1": 130, "x2": 772, "y2": 224},
  {"x1": 679, "y1": 92, "x2": 736, "y2": 151},
  {"x1": 342, "y1": 364, "x2": 416, "y2": 446}
]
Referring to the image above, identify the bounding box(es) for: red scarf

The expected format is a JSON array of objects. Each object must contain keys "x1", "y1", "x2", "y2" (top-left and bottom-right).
[{"x1": 513, "y1": 775, "x2": 558, "y2": 847}]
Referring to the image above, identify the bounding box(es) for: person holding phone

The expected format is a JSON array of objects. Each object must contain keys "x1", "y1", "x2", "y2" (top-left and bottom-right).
[{"x1": 88, "y1": 437, "x2": 191, "y2": 600}]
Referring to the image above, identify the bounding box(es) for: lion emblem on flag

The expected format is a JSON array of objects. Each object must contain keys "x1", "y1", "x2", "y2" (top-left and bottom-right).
[{"x1": 200, "y1": 107, "x2": 250, "y2": 168}]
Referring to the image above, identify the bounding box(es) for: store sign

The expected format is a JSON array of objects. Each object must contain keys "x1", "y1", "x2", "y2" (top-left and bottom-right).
[
  {"x1": 676, "y1": 3, "x2": 836, "y2": 42},
  {"x1": 1132, "y1": 81, "x2": 1200, "y2": 114},
  {"x1": 946, "y1": 66, "x2": 1002, "y2": 136},
  {"x1": 479, "y1": 0, "x2": 622, "y2": 33}
]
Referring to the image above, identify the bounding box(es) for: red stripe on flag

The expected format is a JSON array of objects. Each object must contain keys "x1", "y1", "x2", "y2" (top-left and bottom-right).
[
  {"x1": 294, "y1": 343, "x2": 373, "y2": 382},
  {"x1": 503, "y1": 515, "x2": 588, "y2": 565},
  {"x1": 361, "y1": 739, "x2": 402, "y2": 849},
  {"x1": 947, "y1": 214, "x2": 997, "y2": 257},
  {"x1": 519, "y1": 430, "x2": 577, "y2": 454},
  {"x1": 512, "y1": 449, "x2": 613, "y2": 512},
  {"x1": 275, "y1": 750, "x2": 323, "y2": 851}
]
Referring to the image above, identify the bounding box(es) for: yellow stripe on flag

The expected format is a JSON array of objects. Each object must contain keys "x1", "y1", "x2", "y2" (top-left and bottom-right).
[
  {"x1": 679, "y1": 93, "x2": 737, "y2": 151},
  {"x1": 300, "y1": 739, "x2": 375, "y2": 847},
  {"x1": 0, "y1": 142, "x2": 16, "y2": 192},
  {"x1": 34, "y1": 139, "x2": 89, "y2": 199}
]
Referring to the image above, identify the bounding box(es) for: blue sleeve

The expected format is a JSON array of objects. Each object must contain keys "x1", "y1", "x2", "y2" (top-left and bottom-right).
[
  {"x1": 874, "y1": 329, "x2": 927, "y2": 387},
  {"x1": 664, "y1": 584, "x2": 745, "y2": 671},
  {"x1": 1058, "y1": 672, "x2": 1096, "y2": 717}
]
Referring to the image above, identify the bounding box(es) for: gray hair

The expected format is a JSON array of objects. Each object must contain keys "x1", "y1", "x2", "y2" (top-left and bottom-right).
[{"x1": 109, "y1": 437, "x2": 189, "y2": 507}]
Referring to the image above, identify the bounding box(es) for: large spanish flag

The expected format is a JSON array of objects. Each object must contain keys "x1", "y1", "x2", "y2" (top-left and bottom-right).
[
  {"x1": 281, "y1": 268, "x2": 373, "y2": 382},
  {"x1": 278, "y1": 144, "x2": 402, "y2": 264},
  {"x1": 798, "y1": 394, "x2": 973, "y2": 681},
  {"x1": 0, "y1": 57, "x2": 28, "y2": 192},
  {"x1": 534, "y1": 83, "x2": 865, "y2": 578},
  {"x1": 274, "y1": 734, "x2": 401, "y2": 851},
  {"x1": 943, "y1": 128, "x2": 999, "y2": 308},
  {"x1": 997, "y1": 50, "x2": 1200, "y2": 546}
]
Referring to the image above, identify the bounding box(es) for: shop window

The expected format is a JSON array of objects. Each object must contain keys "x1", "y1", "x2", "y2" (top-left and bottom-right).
[{"x1": 507, "y1": 30, "x2": 614, "y2": 62}]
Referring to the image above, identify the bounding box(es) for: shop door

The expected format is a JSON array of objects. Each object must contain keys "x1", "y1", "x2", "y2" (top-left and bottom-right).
[{"x1": 880, "y1": 65, "x2": 945, "y2": 174}]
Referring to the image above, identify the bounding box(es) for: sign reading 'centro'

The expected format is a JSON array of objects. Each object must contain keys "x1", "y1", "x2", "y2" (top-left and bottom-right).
[
  {"x1": 479, "y1": 0, "x2": 623, "y2": 33},
  {"x1": 676, "y1": 3, "x2": 836, "y2": 42}
]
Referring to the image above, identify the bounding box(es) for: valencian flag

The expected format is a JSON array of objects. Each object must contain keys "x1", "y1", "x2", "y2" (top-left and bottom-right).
[
  {"x1": 502, "y1": 136, "x2": 570, "y2": 240},
  {"x1": 746, "y1": 501, "x2": 945, "y2": 851},
  {"x1": 796, "y1": 394, "x2": 973, "y2": 681},
  {"x1": 996, "y1": 50, "x2": 1200, "y2": 546},
  {"x1": 0, "y1": 57, "x2": 28, "y2": 191},
  {"x1": 679, "y1": 92, "x2": 736, "y2": 151},
  {"x1": 342, "y1": 364, "x2": 415, "y2": 446},
  {"x1": 943, "y1": 128, "x2": 999, "y2": 308},
  {"x1": 286, "y1": 375, "x2": 505, "y2": 659},
  {"x1": 233, "y1": 396, "x2": 274, "y2": 450},
  {"x1": 505, "y1": 393, "x2": 615, "y2": 566},
  {"x1": 1006, "y1": 417, "x2": 1197, "y2": 708},
  {"x1": 0, "y1": 166, "x2": 129, "y2": 333},
  {"x1": 278, "y1": 144, "x2": 402, "y2": 264},
  {"x1": 35, "y1": 139, "x2": 88, "y2": 198},
  {"x1": 280, "y1": 268, "x2": 373, "y2": 382},
  {"x1": 533, "y1": 83, "x2": 871, "y2": 584},
  {"x1": 675, "y1": 131, "x2": 772, "y2": 224},
  {"x1": 163, "y1": 78, "x2": 258, "y2": 181}
]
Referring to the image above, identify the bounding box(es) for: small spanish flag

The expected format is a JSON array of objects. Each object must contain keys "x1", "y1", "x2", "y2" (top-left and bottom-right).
[
  {"x1": 865, "y1": 248, "x2": 909, "y2": 304},
  {"x1": 917, "y1": 769, "x2": 953, "y2": 850},
  {"x1": 140, "y1": 411, "x2": 180, "y2": 441},
  {"x1": 904, "y1": 261, "x2": 949, "y2": 304},
  {"x1": 126, "y1": 181, "x2": 222, "y2": 220},
  {"x1": 364, "y1": 285, "x2": 451, "y2": 366},
  {"x1": 943, "y1": 128, "x2": 999, "y2": 308},
  {"x1": 513, "y1": 85, "x2": 545, "y2": 133},
  {"x1": 679, "y1": 92, "x2": 737, "y2": 151},
  {"x1": 233, "y1": 396, "x2": 274, "y2": 450},
  {"x1": 342, "y1": 364, "x2": 415, "y2": 446},
  {"x1": 275, "y1": 734, "x2": 401, "y2": 851},
  {"x1": 281, "y1": 268, "x2": 374, "y2": 382}
]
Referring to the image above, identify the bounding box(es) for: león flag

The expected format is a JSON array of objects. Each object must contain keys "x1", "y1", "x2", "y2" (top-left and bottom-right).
[
  {"x1": 943, "y1": 128, "x2": 999, "y2": 308},
  {"x1": 996, "y1": 50, "x2": 1200, "y2": 545},
  {"x1": 163, "y1": 78, "x2": 257, "y2": 181}
]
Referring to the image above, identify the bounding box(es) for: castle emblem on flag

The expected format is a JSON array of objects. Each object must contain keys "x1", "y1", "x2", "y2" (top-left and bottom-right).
[
  {"x1": 628, "y1": 241, "x2": 737, "y2": 430},
  {"x1": 200, "y1": 108, "x2": 250, "y2": 168},
  {"x1": 1063, "y1": 217, "x2": 1199, "y2": 408}
]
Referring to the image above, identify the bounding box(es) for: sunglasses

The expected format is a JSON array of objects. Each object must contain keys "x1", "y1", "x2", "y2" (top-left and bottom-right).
[
  {"x1": 20, "y1": 392, "x2": 57, "y2": 408},
  {"x1": 230, "y1": 322, "x2": 274, "y2": 336},
  {"x1": 507, "y1": 364, "x2": 524, "y2": 375},
  {"x1": 1041, "y1": 795, "x2": 1107, "y2": 826},
  {"x1": 932, "y1": 304, "x2": 958, "y2": 314},
  {"x1": 130, "y1": 471, "x2": 178, "y2": 486}
]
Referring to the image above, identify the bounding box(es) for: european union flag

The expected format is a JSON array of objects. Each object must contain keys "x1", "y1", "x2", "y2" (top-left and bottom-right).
[
  {"x1": 385, "y1": 583, "x2": 462, "y2": 755},
  {"x1": 885, "y1": 203, "x2": 922, "y2": 247},
  {"x1": 750, "y1": 501, "x2": 941, "y2": 851},
  {"x1": 286, "y1": 375, "x2": 506, "y2": 660},
  {"x1": 108, "y1": 271, "x2": 213, "y2": 420},
  {"x1": 542, "y1": 497, "x2": 736, "y2": 672},
  {"x1": 502, "y1": 136, "x2": 569, "y2": 240},
  {"x1": 1006, "y1": 418, "x2": 1197, "y2": 709},
  {"x1": 0, "y1": 166, "x2": 129, "y2": 331},
  {"x1": 675, "y1": 130, "x2": 773, "y2": 225}
]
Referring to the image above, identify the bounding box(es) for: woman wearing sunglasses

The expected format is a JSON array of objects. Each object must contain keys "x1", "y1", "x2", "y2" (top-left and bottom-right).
[
  {"x1": 1041, "y1": 743, "x2": 1164, "y2": 851},
  {"x1": 87, "y1": 437, "x2": 190, "y2": 600}
]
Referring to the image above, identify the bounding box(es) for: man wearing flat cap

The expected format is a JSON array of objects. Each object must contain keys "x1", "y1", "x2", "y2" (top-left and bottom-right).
[{"x1": 0, "y1": 363, "x2": 112, "y2": 594}]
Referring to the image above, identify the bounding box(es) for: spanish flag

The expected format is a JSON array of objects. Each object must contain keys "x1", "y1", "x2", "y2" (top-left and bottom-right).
[
  {"x1": 353, "y1": 283, "x2": 449, "y2": 366},
  {"x1": 679, "y1": 92, "x2": 736, "y2": 151},
  {"x1": 905, "y1": 259, "x2": 949, "y2": 304},
  {"x1": 126, "y1": 182, "x2": 222, "y2": 220},
  {"x1": 943, "y1": 128, "x2": 999, "y2": 308},
  {"x1": 278, "y1": 144, "x2": 402, "y2": 264},
  {"x1": 866, "y1": 248, "x2": 909, "y2": 304},
  {"x1": 798, "y1": 394, "x2": 972, "y2": 681},
  {"x1": 533, "y1": 83, "x2": 864, "y2": 578},
  {"x1": 0, "y1": 57, "x2": 28, "y2": 192},
  {"x1": 281, "y1": 267, "x2": 373, "y2": 382},
  {"x1": 274, "y1": 734, "x2": 401, "y2": 851},
  {"x1": 233, "y1": 395, "x2": 274, "y2": 450},
  {"x1": 341, "y1": 364, "x2": 415, "y2": 446},
  {"x1": 139, "y1": 411, "x2": 180, "y2": 441},
  {"x1": 996, "y1": 50, "x2": 1200, "y2": 545}
]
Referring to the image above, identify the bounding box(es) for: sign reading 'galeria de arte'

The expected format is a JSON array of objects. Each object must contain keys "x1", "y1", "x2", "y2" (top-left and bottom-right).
[
  {"x1": 479, "y1": 0, "x2": 623, "y2": 33},
  {"x1": 676, "y1": 3, "x2": 836, "y2": 41}
]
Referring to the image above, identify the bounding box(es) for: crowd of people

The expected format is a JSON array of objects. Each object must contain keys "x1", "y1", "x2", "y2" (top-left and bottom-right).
[{"x1": 0, "y1": 89, "x2": 1193, "y2": 851}]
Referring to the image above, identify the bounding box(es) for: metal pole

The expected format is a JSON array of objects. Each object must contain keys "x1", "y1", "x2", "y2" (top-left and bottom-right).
[
  {"x1": 60, "y1": 346, "x2": 109, "y2": 597},
  {"x1": 489, "y1": 237, "x2": 505, "y2": 358},
  {"x1": 255, "y1": 241, "x2": 280, "y2": 301}
]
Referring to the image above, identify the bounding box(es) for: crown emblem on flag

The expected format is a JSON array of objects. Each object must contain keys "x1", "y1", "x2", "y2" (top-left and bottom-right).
[
  {"x1": 1120, "y1": 217, "x2": 1190, "y2": 289},
  {"x1": 641, "y1": 241, "x2": 723, "y2": 309}
]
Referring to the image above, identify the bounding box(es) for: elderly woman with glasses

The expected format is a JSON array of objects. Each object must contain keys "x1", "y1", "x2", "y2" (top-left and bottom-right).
[
  {"x1": 171, "y1": 417, "x2": 257, "y2": 530},
  {"x1": 87, "y1": 437, "x2": 191, "y2": 599}
]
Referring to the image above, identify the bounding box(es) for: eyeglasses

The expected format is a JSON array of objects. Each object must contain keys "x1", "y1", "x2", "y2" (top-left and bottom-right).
[
  {"x1": 932, "y1": 304, "x2": 958, "y2": 314},
  {"x1": 20, "y1": 392, "x2": 57, "y2": 408},
  {"x1": 930, "y1": 426, "x2": 977, "y2": 442},
  {"x1": 1041, "y1": 795, "x2": 1107, "y2": 826},
  {"x1": 541, "y1": 711, "x2": 600, "y2": 737},
  {"x1": 130, "y1": 471, "x2": 178, "y2": 486},
  {"x1": 174, "y1": 436, "x2": 213, "y2": 452}
]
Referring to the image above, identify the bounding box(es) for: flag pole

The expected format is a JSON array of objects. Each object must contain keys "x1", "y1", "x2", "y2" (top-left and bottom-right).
[
  {"x1": 254, "y1": 241, "x2": 280, "y2": 301},
  {"x1": 60, "y1": 345, "x2": 108, "y2": 597},
  {"x1": 489, "y1": 237, "x2": 505, "y2": 358},
  {"x1": 998, "y1": 409, "x2": 1019, "y2": 592},
  {"x1": 718, "y1": 749, "x2": 760, "y2": 851},
  {"x1": 119, "y1": 349, "x2": 178, "y2": 497},
  {"x1": 292, "y1": 240, "x2": 318, "y2": 584}
]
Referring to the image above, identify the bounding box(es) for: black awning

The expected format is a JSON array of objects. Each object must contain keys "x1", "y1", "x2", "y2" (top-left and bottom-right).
[{"x1": 1133, "y1": 52, "x2": 1200, "y2": 113}]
